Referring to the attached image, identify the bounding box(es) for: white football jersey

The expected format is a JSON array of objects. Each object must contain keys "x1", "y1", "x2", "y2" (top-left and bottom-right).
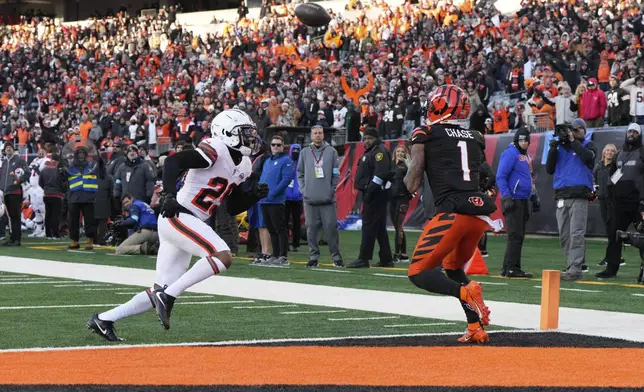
[{"x1": 177, "y1": 137, "x2": 252, "y2": 222}]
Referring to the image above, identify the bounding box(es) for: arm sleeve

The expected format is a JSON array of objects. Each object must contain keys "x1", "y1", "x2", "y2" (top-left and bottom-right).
[
  {"x1": 545, "y1": 145, "x2": 558, "y2": 175},
  {"x1": 114, "y1": 168, "x2": 122, "y2": 198},
  {"x1": 331, "y1": 148, "x2": 340, "y2": 190},
  {"x1": 373, "y1": 148, "x2": 391, "y2": 180},
  {"x1": 121, "y1": 205, "x2": 141, "y2": 228},
  {"x1": 272, "y1": 158, "x2": 294, "y2": 197},
  {"x1": 297, "y1": 151, "x2": 306, "y2": 194},
  {"x1": 226, "y1": 179, "x2": 262, "y2": 216},
  {"x1": 495, "y1": 150, "x2": 514, "y2": 197},
  {"x1": 145, "y1": 166, "x2": 155, "y2": 202},
  {"x1": 162, "y1": 149, "x2": 210, "y2": 195},
  {"x1": 480, "y1": 160, "x2": 496, "y2": 191},
  {"x1": 18, "y1": 160, "x2": 29, "y2": 183},
  {"x1": 571, "y1": 140, "x2": 597, "y2": 169}
]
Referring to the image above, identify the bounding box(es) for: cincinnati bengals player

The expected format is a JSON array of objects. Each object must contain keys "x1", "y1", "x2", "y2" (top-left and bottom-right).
[
  {"x1": 404, "y1": 85, "x2": 497, "y2": 344},
  {"x1": 87, "y1": 109, "x2": 268, "y2": 341}
]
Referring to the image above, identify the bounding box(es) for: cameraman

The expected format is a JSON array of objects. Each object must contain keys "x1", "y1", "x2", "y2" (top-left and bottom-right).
[
  {"x1": 596, "y1": 123, "x2": 644, "y2": 279},
  {"x1": 114, "y1": 194, "x2": 158, "y2": 255},
  {"x1": 546, "y1": 119, "x2": 596, "y2": 281}
]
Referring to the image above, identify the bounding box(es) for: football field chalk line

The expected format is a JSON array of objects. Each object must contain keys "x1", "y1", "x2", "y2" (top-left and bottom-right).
[
  {"x1": 384, "y1": 322, "x2": 456, "y2": 328},
  {"x1": 0, "y1": 300, "x2": 255, "y2": 310},
  {"x1": 533, "y1": 286, "x2": 602, "y2": 293},
  {"x1": 0, "y1": 330, "x2": 541, "y2": 353},
  {"x1": 1, "y1": 256, "x2": 643, "y2": 343}
]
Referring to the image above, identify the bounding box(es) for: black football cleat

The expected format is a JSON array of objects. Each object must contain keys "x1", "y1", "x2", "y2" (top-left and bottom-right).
[
  {"x1": 151, "y1": 288, "x2": 176, "y2": 330},
  {"x1": 87, "y1": 314, "x2": 123, "y2": 341}
]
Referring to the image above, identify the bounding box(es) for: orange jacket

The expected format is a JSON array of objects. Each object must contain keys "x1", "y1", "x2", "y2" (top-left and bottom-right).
[{"x1": 341, "y1": 73, "x2": 375, "y2": 105}]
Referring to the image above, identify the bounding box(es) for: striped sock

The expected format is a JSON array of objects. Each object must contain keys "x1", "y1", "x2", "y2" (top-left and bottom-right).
[
  {"x1": 99, "y1": 290, "x2": 153, "y2": 322},
  {"x1": 165, "y1": 256, "x2": 227, "y2": 298}
]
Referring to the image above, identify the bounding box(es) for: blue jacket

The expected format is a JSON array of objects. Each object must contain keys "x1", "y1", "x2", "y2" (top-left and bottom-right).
[
  {"x1": 121, "y1": 200, "x2": 158, "y2": 230},
  {"x1": 259, "y1": 152, "x2": 293, "y2": 204},
  {"x1": 285, "y1": 144, "x2": 303, "y2": 201},
  {"x1": 553, "y1": 140, "x2": 594, "y2": 191},
  {"x1": 496, "y1": 144, "x2": 533, "y2": 199}
]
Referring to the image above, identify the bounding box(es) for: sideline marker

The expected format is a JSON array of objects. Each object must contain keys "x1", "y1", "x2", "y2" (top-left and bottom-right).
[{"x1": 540, "y1": 270, "x2": 560, "y2": 330}]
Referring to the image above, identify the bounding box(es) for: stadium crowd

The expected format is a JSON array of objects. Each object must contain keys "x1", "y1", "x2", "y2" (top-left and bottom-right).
[{"x1": 1, "y1": 0, "x2": 644, "y2": 278}]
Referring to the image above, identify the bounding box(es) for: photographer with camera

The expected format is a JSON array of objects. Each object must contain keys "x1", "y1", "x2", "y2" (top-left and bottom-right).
[
  {"x1": 596, "y1": 123, "x2": 644, "y2": 279},
  {"x1": 546, "y1": 119, "x2": 596, "y2": 281},
  {"x1": 114, "y1": 194, "x2": 159, "y2": 255}
]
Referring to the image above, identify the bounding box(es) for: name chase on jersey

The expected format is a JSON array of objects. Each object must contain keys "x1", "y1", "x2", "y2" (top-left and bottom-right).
[{"x1": 445, "y1": 128, "x2": 474, "y2": 139}]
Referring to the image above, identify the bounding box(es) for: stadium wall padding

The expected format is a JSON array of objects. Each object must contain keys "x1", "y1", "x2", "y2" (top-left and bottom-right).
[{"x1": 336, "y1": 128, "x2": 630, "y2": 236}]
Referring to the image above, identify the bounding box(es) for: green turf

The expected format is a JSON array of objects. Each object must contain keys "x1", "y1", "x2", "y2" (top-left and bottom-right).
[
  {"x1": 3, "y1": 232, "x2": 643, "y2": 315},
  {"x1": 0, "y1": 271, "x2": 513, "y2": 349}
]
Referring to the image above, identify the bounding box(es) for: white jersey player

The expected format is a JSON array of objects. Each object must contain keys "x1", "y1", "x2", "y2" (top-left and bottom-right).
[
  {"x1": 26, "y1": 149, "x2": 49, "y2": 237},
  {"x1": 88, "y1": 109, "x2": 268, "y2": 341}
]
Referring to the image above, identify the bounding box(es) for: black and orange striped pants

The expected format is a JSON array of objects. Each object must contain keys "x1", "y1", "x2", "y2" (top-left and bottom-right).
[{"x1": 408, "y1": 213, "x2": 488, "y2": 277}]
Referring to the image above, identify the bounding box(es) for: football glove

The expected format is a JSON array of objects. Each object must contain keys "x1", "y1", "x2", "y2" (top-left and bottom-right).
[{"x1": 160, "y1": 193, "x2": 180, "y2": 218}]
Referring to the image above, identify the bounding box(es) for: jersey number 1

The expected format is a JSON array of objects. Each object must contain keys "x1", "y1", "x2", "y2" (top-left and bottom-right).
[
  {"x1": 192, "y1": 177, "x2": 232, "y2": 214},
  {"x1": 457, "y1": 141, "x2": 471, "y2": 182}
]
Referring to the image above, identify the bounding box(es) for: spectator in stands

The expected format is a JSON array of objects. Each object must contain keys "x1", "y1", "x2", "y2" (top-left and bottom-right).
[
  {"x1": 114, "y1": 194, "x2": 158, "y2": 255},
  {"x1": 509, "y1": 103, "x2": 527, "y2": 131},
  {"x1": 39, "y1": 154, "x2": 64, "y2": 240},
  {"x1": 606, "y1": 76, "x2": 630, "y2": 127},
  {"x1": 594, "y1": 143, "x2": 618, "y2": 267},
  {"x1": 298, "y1": 126, "x2": 343, "y2": 267},
  {"x1": 66, "y1": 145, "x2": 97, "y2": 251},
  {"x1": 114, "y1": 145, "x2": 156, "y2": 204},
  {"x1": 621, "y1": 75, "x2": 644, "y2": 125},
  {"x1": 581, "y1": 78, "x2": 607, "y2": 129},
  {"x1": 497, "y1": 128, "x2": 535, "y2": 278},
  {"x1": 0, "y1": 143, "x2": 29, "y2": 246},
  {"x1": 491, "y1": 101, "x2": 509, "y2": 134},
  {"x1": 546, "y1": 119, "x2": 596, "y2": 281},
  {"x1": 554, "y1": 83, "x2": 578, "y2": 125},
  {"x1": 259, "y1": 135, "x2": 293, "y2": 265}
]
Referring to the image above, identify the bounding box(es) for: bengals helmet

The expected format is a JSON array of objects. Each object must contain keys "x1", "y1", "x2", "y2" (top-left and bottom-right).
[{"x1": 427, "y1": 85, "x2": 470, "y2": 124}]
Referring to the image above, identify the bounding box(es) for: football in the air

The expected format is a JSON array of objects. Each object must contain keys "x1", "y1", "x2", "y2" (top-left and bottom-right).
[{"x1": 294, "y1": 3, "x2": 332, "y2": 27}]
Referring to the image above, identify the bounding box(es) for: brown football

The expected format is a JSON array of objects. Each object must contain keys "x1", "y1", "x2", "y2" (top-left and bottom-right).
[{"x1": 294, "y1": 3, "x2": 332, "y2": 27}]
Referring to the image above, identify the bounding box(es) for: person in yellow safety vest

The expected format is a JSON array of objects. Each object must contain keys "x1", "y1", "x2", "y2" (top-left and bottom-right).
[{"x1": 66, "y1": 145, "x2": 98, "y2": 251}]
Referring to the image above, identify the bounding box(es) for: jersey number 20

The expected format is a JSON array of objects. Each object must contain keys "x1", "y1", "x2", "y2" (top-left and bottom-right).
[{"x1": 192, "y1": 177, "x2": 234, "y2": 215}]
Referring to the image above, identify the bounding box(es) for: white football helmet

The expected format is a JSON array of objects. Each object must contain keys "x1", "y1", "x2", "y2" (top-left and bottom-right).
[{"x1": 210, "y1": 109, "x2": 258, "y2": 156}]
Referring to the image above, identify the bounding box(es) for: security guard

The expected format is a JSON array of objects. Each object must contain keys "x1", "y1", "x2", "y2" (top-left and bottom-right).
[{"x1": 347, "y1": 127, "x2": 394, "y2": 268}]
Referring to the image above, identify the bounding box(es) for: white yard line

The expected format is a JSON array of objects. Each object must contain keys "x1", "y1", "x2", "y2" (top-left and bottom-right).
[
  {"x1": 0, "y1": 300, "x2": 255, "y2": 310},
  {"x1": 85, "y1": 287, "x2": 141, "y2": 291},
  {"x1": 66, "y1": 250, "x2": 94, "y2": 254},
  {"x1": 0, "y1": 280, "x2": 79, "y2": 285},
  {"x1": 383, "y1": 322, "x2": 457, "y2": 328},
  {"x1": 114, "y1": 292, "x2": 216, "y2": 299},
  {"x1": 248, "y1": 264, "x2": 290, "y2": 269},
  {"x1": 478, "y1": 282, "x2": 509, "y2": 286},
  {"x1": 0, "y1": 275, "x2": 30, "y2": 278},
  {"x1": 372, "y1": 273, "x2": 407, "y2": 278},
  {"x1": 632, "y1": 294, "x2": 644, "y2": 297},
  {"x1": 280, "y1": 310, "x2": 348, "y2": 315},
  {"x1": 106, "y1": 253, "x2": 133, "y2": 257},
  {"x1": 533, "y1": 286, "x2": 602, "y2": 293},
  {"x1": 54, "y1": 284, "x2": 110, "y2": 288},
  {"x1": 329, "y1": 316, "x2": 400, "y2": 321},
  {"x1": 310, "y1": 268, "x2": 352, "y2": 274},
  {"x1": 0, "y1": 256, "x2": 643, "y2": 342},
  {"x1": 233, "y1": 304, "x2": 298, "y2": 309},
  {"x1": 0, "y1": 329, "x2": 541, "y2": 353},
  {"x1": 0, "y1": 277, "x2": 53, "y2": 281}
]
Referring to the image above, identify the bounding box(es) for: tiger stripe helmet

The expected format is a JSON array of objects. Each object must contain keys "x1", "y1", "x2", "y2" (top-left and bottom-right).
[{"x1": 427, "y1": 84, "x2": 470, "y2": 124}]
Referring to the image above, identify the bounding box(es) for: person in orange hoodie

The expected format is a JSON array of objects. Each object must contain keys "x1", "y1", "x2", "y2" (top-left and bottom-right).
[{"x1": 491, "y1": 101, "x2": 510, "y2": 134}]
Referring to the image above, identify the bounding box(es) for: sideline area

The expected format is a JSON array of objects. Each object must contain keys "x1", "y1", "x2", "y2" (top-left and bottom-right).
[{"x1": 1, "y1": 256, "x2": 643, "y2": 343}]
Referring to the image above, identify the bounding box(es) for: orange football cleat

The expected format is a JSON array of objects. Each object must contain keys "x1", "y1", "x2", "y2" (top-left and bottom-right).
[
  {"x1": 460, "y1": 281, "x2": 491, "y2": 326},
  {"x1": 457, "y1": 322, "x2": 490, "y2": 343}
]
